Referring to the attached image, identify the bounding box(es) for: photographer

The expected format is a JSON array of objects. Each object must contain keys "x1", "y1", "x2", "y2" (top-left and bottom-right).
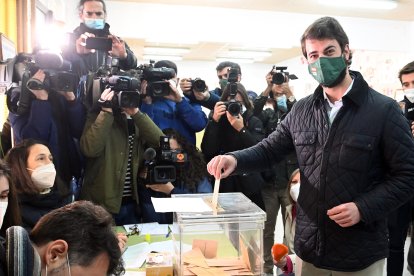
[
  {"x1": 8, "y1": 69, "x2": 86, "y2": 196},
  {"x1": 138, "y1": 128, "x2": 212, "y2": 224},
  {"x1": 66, "y1": 0, "x2": 137, "y2": 77},
  {"x1": 179, "y1": 61, "x2": 242, "y2": 110},
  {"x1": 79, "y1": 87, "x2": 163, "y2": 225},
  {"x1": 201, "y1": 82, "x2": 266, "y2": 210},
  {"x1": 254, "y1": 69, "x2": 298, "y2": 275},
  {"x1": 140, "y1": 60, "x2": 207, "y2": 145}
]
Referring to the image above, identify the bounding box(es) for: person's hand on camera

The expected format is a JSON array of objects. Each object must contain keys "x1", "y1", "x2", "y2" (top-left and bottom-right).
[
  {"x1": 28, "y1": 70, "x2": 48, "y2": 100},
  {"x1": 122, "y1": 107, "x2": 139, "y2": 116},
  {"x1": 108, "y1": 35, "x2": 127, "y2": 59},
  {"x1": 179, "y1": 78, "x2": 192, "y2": 95},
  {"x1": 273, "y1": 83, "x2": 293, "y2": 98},
  {"x1": 98, "y1": 87, "x2": 114, "y2": 113},
  {"x1": 146, "y1": 182, "x2": 174, "y2": 195},
  {"x1": 180, "y1": 78, "x2": 210, "y2": 101},
  {"x1": 164, "y1": 79, "x2": 182, "y2": 103},
  {"x1": 140, "y1": 80, "x2": 152, "y2": 105},
  {"x1": 212, "y1": 101, "x2": 226, "y2": 122},
  {"x1": 226, "y1": 111, "x2": 244, "y2": 132},
  {"x1": 207, "y1": 155, "x2": 237, "y2": 179},
  {"x1": 76, "y1": 32, "x2": 96, "y2": 55}
]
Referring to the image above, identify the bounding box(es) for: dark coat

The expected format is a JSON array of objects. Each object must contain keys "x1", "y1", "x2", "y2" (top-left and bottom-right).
[
  {"x1": 202, "y1": 110, "x2": 266, "y2": 210},
  {"x1": 231, "y1": 71, "x2": 414, "y2": 271}
]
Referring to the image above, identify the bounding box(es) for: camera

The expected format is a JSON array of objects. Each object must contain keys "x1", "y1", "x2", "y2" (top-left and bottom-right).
[
  {"x1": 99, "y1": 75, "x2": 141, "y2": 108},
  {"x1": 6, "y1": 51, "x2": 78, "y2": 115},
  {"x1": 143, "y1": 136, "x2": 187, "y2": 184},
  {"x1": 138, "y1": 62, "x2": 176, "y2": 98},
  {"x1": 270, "y1": 66, "x2": 298, "y2": 85},
  {"x1": 191, "y1": 78, "x2": 206, "y2": 93},
  {"x1": 224, "y1": 100, "x2": 242, "y2": 116}
]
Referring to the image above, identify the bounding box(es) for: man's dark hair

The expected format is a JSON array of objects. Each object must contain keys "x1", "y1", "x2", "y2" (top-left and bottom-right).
[
  {"x1": 216, "y1": 61, "x2": 242, "y2": 75},
  {"x1": 78, "y1": 0, "x2": 107, "y2": 14},
  {"x1": 30, "y1": 200, "x2": 124, "y2": 275},
  {"x1": 154, "y1": 60, "x2": 177, "y2": 76},
  {"x1": 300, "y1": 16, "x2": 353, "y2": 66},
  {"x1": 0, "y1": 159, "x2": 21, "y2": 237},
  {"x1": 398, "y1": 61, "x2": 414, "y2": 84}
]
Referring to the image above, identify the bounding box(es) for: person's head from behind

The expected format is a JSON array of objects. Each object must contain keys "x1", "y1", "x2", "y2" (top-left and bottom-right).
[
  {"x1": 30, "y1": 200, "x2": 124, "y2": 276},
  {"x1": 287, "y1": 169, "x2": 300, "y2": 204},
  {"x1": 78, "y1": 0, "x2": 107, "y2": 30},
  {"x1": 0, "y1": 160, "x2": 21, "y2": 236},
  {"x1": 163, "y1": 128, "x2": 207, "y2": 192},
  {"x1": 216, "y1": 61, "x2": 241, "y2": 90},
  {"x1": 221, "y1": 82, "x2": 253, "y2": 115},
  {"x1": 5, "y1": 139, "x2": 56, "y2": 195},
  {"x1": 300, "y1": 16, "x2": 352, "y2": 88}
]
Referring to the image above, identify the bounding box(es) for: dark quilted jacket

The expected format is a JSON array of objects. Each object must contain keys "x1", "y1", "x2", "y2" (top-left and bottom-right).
[{"x1": 231, "y1": 71, "x2": 414, "y2": 271}]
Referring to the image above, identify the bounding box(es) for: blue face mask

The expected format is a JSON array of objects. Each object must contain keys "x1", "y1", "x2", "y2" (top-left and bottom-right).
[
  {"x1": 276, "y1": 94, "x2": 288, "y2": 112},
  {"x1": 84, "y1": 18, "x2": 105, "y2": 30}
]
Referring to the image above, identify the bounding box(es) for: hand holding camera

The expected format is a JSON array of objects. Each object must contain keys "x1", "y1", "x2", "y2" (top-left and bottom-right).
[
  {"x1": 163, "y1": 79, "x2": 182, "y2": 103},
  {"x1": 76, "y1": 32, "x2": 97, "y2": 55},
  {"x1": 226, "y1": 109, "x2": 244, "y2": 132},
  {"x1": 98, "y1": 87, "x2": 114, "y2": 113},
  {"x1": 108, "y1": 35, "x2": 127, "y2": 59},
  {"x1": 180, "y1": 78, "x2": 210, "y2": 101},
  {"x1": 27, "y1": 69, "x2": 48, "y2": 100},
  {"x1": 212, "y1": 101, "x2": 227, "y2": 123}
]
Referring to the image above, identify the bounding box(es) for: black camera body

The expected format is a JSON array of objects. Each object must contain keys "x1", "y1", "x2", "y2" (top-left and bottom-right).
[
  {"x1": 222, "y1": 67, "x2": 241, "y2": 117},
  {"x1": 138, "y1": 62, "x2": 176, "y2": 98},
  {"x1": 271, "y1": 66, "x2": 298, "y2": 85},
  {"x1": 224, "y1": 100, "x2": 242, "y2": 117},
  {"x1": 99, "y1": 75, "x2": 141, "y2": 108},
  {"x1": 191, "y1": 78, "x2": 206, "y2": 93},
  {"x1": 144, "y1": 136, "x2": 187, "y2": 184}
]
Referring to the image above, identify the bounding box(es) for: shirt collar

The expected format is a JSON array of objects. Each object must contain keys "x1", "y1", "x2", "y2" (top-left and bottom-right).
[{"x1": 323, "y1": 78, "x2": 354, "y2": 108}]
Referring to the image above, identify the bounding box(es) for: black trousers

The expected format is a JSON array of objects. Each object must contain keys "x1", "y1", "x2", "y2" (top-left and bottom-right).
[{"x1": 387, "y1": 199, "x2": 413, "y2": 276}]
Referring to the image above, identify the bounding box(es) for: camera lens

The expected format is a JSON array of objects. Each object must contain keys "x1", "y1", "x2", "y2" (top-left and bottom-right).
[
  {"x1": 272, "y1": 73, "x2": 286, "y2": 85},
  {"x1": 227, "y1": 101, "x2": 241, "y2": 116},
  {"x1": 192, "y1": 78, "x2": 206, "y2": 92}
]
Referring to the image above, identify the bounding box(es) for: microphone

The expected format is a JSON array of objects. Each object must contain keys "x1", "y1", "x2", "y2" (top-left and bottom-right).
[
  {"x1": 143, "y1": 148, "x2": 156, "y2": 162},
  {"x1": 272, "y1": 243, "x2": 288, "y2": 262}
]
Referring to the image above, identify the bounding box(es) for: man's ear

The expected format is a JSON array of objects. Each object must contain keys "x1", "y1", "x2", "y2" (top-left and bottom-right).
[
  {"x1": 343, "y1": 44, "x2": 351, "y2": 61},
  {"x1": 44, "y1": 240, "x2": 68, "y2": 267}
]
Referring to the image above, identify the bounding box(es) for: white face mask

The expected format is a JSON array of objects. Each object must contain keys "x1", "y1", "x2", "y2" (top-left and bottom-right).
[
  {"x1": 27, "y1": 163, "x2": 56, "y2": 192},
  {"x1": 0, "y1": 201, "x2": 8, "y2": 229},
  {"x1": 290, "y1": 183, "x2": 300, "y2": 202},
  {"x1": 241, "y1": 105, "x2": 246, "y2": 114},
  {"x1": 404, "y1": 88, "x2": 414, "y2": 103}
]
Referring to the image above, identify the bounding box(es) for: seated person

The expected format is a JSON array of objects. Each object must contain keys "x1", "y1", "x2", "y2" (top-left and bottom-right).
[
  {"x1": 5, "y1": 139, "x2": 68, "y2": 230},
  {"x1": 139, "y1": 128, "x2": 212, "y2": 224},
  {"x1": 29, "y1": 200, "x2": 124, "y2": 275}
]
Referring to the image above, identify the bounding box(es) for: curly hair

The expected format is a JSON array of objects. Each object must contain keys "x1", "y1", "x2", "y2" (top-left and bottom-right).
[{"x1": 163, "y1": 128, "x2": 208, "y2": 192}]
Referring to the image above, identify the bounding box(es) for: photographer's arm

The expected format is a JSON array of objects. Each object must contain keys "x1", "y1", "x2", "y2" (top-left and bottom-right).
[
  {"x1": 131, "y1": 111, "x2": 164, "y2": 149},
  {"x1": 109, "y1": 35, "x2": 137, "y2": 70},
  {"x1": 175, "y1": 98, "x2": 208, "y2": 132}
]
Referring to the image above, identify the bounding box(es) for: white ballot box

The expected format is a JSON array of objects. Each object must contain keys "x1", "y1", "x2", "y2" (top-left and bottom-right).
[{"x1": 171, "y1": 192, "x2": 266, "y2": 276}]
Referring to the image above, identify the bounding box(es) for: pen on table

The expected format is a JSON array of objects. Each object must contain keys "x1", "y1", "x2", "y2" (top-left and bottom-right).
[{"x1": 166, "y1": 225, "x2": 172, "y2": 238}]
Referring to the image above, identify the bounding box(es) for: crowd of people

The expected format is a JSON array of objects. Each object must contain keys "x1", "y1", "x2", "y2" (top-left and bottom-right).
[{"x1": 0, "y1": 0, "x2": 413, "y2": 275}]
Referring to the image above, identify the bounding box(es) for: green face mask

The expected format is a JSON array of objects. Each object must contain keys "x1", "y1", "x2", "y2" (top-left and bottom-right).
[
  {"x1": 308, "y1": 56, "x2": 347, "y2": 87},
  {"x1": 219, "y1": 79, "x2": 228, "y2": 90}
]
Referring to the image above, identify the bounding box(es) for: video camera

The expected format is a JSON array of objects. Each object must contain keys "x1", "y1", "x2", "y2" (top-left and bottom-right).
[
  {"x1": 223, "y1": 67, "x2": 242, "y2": 117},
  {"x1": 98, "y1": 75, "x2": 141, "y2": 108},
  {"x1": 7, "y1": 50, "x2": 77, "y2": 115},
  {"x1": 270, "y1": 66, "x2": 298, "y2": 85},
  {"x1": 137, "y1": 61, "x2": 176, "y2": 98},
  {"x1": 143, "y1": 136, "x2": 187, "y2": 184}
]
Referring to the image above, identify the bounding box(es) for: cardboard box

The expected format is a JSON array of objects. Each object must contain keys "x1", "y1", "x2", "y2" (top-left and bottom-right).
[{"x1": 145, "y1": 252, "x2": 173, "y2": 276}]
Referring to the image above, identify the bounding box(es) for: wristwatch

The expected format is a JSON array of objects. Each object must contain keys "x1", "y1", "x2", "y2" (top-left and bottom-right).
[{"x1": 288, "y1": 95, "x2": 295, "y2": 102}]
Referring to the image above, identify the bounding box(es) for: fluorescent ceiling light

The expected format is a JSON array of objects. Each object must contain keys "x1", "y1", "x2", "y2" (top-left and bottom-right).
[
  {"x1": 145, "y1": 37, "x2": 199, "y2": 45},
  {"x1": 144, "y1": 47, "x2": 190, "y2": 55},
  {"x1": 318, "y1": 0, "x2": 397, "y2": 10},
  {"x1": 143, "y1": 55, "x2": 183, "y2": 61},
  {"x1": 216, "y1": 57, "x2": 255, "y2": 64}
]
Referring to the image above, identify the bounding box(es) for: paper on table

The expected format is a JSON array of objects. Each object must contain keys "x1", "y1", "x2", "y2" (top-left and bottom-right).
[
  {"x1": 123, "y1": 240, "x2": 175, "y2": 269},
  {"x1": 123, "y1": 222, "x2": 169, "y2": 235},
  {"x1": 151, "y1": 197, "x2": 212, "y2": 213}
]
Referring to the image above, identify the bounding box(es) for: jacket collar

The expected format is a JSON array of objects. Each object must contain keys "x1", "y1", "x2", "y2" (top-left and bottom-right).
[{"x1": 313, "y1": 70, "x2": 369, "y2": 107}]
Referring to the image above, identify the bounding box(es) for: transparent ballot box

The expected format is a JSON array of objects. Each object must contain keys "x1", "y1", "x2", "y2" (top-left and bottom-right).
[{"x1": 172, "y1": 192, "x2": 266, "y2": 276}]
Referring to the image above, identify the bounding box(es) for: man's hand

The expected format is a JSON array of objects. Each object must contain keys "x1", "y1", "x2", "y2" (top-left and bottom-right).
[
  {"x1": 207, "y1": 155, "x2": 237, "y2": 179},
  {"x1": 327, "y1": 202, "x2": 361, "y2": 227},
  {"x1": 146, "y1": 182, "x2": 174, "y2": 195},
  {"x1": 272, "y1": 83, "x2": 294, "y2": 98},
  {"x1": 76, "y1": 32, "x2": 96, "y2": 55},
  {"x1": 99, "y1": 87, "x2": 114, "y2": 113},
  {"x1": 411, "y1": 121, "x2": 414, "y2": 137},
  {"x1": 109, "y1": 35, "x2": 127, "y2": 59},
  {"x1": 163, "y1": 79, "x2": 182, "y2": 103},
  {"x1": 140, "y1": 80, "x2": 152, "y2": 104},
  {"x1": 179, "y1": 78, "x2": 192, "y2": 95},
  {"x1": 28, "y1": 70, "x2": 48, "y2": 100},
  {"x1": 122, "y1": 107, "x2": 139, "y2": 116}
]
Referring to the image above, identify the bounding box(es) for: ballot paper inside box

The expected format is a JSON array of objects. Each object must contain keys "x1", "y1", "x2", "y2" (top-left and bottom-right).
[{"x1": 171, "y1": 192, "x2": 266, "y2": 276}]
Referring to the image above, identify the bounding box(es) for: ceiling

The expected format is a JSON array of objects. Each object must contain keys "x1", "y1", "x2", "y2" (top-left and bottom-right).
[{"x1": 109, "y1": 0, "x2": 414, "y2": 64}]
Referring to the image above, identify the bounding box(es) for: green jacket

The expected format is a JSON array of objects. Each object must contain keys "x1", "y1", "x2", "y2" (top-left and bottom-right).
[{"x1": 80, "y1": 110, "x2": 163, "y2": 213}]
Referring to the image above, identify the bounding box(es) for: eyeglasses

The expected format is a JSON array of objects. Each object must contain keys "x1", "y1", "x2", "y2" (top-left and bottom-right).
[{"x1": 84, "y1": 11, "x2": 104, "y2": 17}]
